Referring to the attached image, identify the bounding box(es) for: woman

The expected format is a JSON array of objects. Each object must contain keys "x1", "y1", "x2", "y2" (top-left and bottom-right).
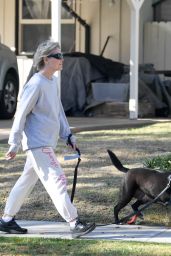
[{"x1": 0, "y1": 40, "x2": 95, "y2": 238}]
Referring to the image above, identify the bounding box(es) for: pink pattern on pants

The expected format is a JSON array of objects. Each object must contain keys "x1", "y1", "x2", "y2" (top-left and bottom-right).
[
  {"x1": 42, "y1": 147, "x2": 60, "y2": 168},
  {"x1": 58, "y1": 174, "x2": 67, "y2": 186}
]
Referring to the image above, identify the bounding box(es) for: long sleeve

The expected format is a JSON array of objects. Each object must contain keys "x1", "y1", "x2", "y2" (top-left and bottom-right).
[
  {"x1": 8, "y1": 82, "x2": 40, "y2": 152},
  {"x1": 59, "y1": 99, "x2": 71, "y2": 141}
]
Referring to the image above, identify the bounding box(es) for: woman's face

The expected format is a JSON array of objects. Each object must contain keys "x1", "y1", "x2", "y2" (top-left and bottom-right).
[{"x1": 45, "y1": 48, "x2": 64, "y2": 72}]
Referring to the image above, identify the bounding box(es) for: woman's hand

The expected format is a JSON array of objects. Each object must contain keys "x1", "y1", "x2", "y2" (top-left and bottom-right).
[
  {"x1": 67, "y1": 134, "x2": 77, "y2": 151},
  {"x1": 5, "y1": 150, "x2": 16, "y2": 160}
]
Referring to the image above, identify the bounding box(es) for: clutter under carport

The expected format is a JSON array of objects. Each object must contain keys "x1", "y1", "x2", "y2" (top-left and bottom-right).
[{"x1": 61, "y1": 53, "x2": 170, "y2": 118}]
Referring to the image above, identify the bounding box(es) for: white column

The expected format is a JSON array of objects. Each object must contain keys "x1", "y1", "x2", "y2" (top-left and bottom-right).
[
  {"x1": 51, "y1": 0, "x2": 61, "y2": 43},
  {"x1": 51, "y1": 0, "x2": 61, "y2": 92},
  {"x1": 127, "y1": 0, "x2": 144, "y2": 119}
]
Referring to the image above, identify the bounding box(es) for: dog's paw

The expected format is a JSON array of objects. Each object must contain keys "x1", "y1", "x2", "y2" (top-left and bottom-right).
[{"x1": 127, "y1": 215, "x2": 138, "y2": 225}]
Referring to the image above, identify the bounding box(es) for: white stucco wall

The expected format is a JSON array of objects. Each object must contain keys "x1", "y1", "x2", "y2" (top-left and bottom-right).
[
  {"x1": 0, "y1": 0, "x2": 15, "y2": 50},
  {"x1": 0, "y1": 0, "x2": 4, "y2": 43},
  {"x1": 140, "y1": 0, "x2": 153, "y2": 63},
  {"x1": 79, "y1": 0, "x2": 122, "y2": 61},
  {"x1": 120, "y1": 0, "x2": 130, "y2": 64},
  {"x1": 100, "y1": 0, "x2": 121, "y2": 60},
  {"x1": 77, "y1": 0, "x2": 101, "y2": 54}
]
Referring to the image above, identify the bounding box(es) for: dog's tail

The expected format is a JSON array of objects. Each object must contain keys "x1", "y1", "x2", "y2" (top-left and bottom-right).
[{"x1": 107, "y1": 149, "x2": 129, "y2": 173}]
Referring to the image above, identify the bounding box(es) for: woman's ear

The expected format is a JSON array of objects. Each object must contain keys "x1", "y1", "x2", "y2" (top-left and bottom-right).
[{"x1": 43, "y1": 56, "x2": 49, "y2": 65}]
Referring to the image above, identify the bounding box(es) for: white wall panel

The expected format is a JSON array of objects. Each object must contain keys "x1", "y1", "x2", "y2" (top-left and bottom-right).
[
  {"x1": 100, "y1": 0, "x2": 120, "y2": 60},
  {"x1": 0, "y1": 0, "x2": 15, "y2": 49},
  {"x1": 144, "y1": 23, "x2": 152, "y2": 64},
  {"x1": 79, "y1": 0, "x2": 100, "y2": 55},
  {"x1": 165, "y1": 22, "x2": 171, "y2": 69},
  {"x1": 120, "y1": 0, "x2": 130, "y2": 64},
  {"x1": 144, "y1": 22, "x2": 171, "y2": 70},
  {"x1": 150, "y1": 22, "x2": 159, "y2": 68},
  {"x1": 157, "y1": 22, "x2": 166, "y2": 70}
]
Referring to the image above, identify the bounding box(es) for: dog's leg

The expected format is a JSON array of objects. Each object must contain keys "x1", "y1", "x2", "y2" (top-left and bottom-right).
[
  {"x1": 125, "y1": 200, "x2": 145, "y2": 225},
  {"x1": 114, "y1": 177, "x2": 136, "y2": 224},
  {"x1": 114, "y1": 204, "x2": 120, "y2": 224},
  {"x1": 114, "y1": 196, "x2": 133, "y2": 224},
  {"x1": 131, "y1": 200, "x2": 144, "y2": 219}
]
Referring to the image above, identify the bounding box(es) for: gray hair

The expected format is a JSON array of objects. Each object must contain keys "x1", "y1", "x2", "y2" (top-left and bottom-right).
[{"x1": 33, "y1": 39, "x2": 60, "y2": 71}]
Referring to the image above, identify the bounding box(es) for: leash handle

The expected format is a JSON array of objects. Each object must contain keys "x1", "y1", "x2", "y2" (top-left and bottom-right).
[{"x1": 67, "y1": 134, "x2": 81, "y2": 157}]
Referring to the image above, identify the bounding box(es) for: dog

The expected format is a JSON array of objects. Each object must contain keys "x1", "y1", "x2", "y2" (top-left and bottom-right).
[{"x1": 107, "y1": 149, "x2": 171, "y2": 224}]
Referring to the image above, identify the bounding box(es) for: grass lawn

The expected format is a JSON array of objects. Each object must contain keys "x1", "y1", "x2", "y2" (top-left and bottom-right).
[
  {"x1": 1, "y1": 121, "x2": 171, "y2": 254},
  {"x1": 1, "y1": 237, "x2": 171, "y2": 256}
]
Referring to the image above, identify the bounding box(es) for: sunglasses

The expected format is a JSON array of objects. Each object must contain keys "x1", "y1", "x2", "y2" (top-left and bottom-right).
[{"x1": 47, "y1": 53, "x2": 63, "y2": 60}]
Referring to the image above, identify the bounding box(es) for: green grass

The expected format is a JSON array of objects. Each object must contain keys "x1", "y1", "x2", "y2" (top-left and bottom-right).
[{"x1": 0, "y1": 237, "x2": 171, "y2": 256}]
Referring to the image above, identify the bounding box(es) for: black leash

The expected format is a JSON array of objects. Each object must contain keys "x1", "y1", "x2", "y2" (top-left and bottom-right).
[
  {"x1": 120, "y1": 175, "x2": 171, "y2": 224},
  {"x1": 67, "y1": 134, "x2": 81, "y2": 203}
]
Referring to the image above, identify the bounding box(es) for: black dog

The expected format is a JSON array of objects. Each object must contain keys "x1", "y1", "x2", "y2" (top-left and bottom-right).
[{"x1": 107, "y1": 149, "x2": 171, "y2": 224}]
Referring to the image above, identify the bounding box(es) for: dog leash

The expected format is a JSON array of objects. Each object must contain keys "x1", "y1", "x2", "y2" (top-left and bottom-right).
[
  {"x1": 67, "y1": 134, "x2": 81, "y2": 203},
  {"x1": 120, "y1": 174, "x2": 171, "y2": 224}
]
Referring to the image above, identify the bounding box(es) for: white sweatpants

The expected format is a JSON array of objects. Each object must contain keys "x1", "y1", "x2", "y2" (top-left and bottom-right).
[{"x1": 4, "y1": 147, "x2": 78, "y2": 222}]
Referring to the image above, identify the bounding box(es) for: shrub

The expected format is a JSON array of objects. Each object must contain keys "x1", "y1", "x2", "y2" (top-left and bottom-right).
[{"x1": 144, "y1": 154, "x2": 171, "y2": 171}]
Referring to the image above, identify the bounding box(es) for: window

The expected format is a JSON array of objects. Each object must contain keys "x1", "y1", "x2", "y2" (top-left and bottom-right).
[{"x1": 18, "y1": 0, "x2": 76, "y2": 55}]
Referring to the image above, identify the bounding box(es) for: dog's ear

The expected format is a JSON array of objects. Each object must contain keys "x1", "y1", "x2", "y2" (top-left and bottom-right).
[{"x1": 107, "y1": 149, "x2": 129, "y2": 173}]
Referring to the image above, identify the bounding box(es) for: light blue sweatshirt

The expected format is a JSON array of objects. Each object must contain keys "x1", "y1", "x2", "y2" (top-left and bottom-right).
[{"x1": 8, "y1": 72, "x2": 71, "y2": 152}]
